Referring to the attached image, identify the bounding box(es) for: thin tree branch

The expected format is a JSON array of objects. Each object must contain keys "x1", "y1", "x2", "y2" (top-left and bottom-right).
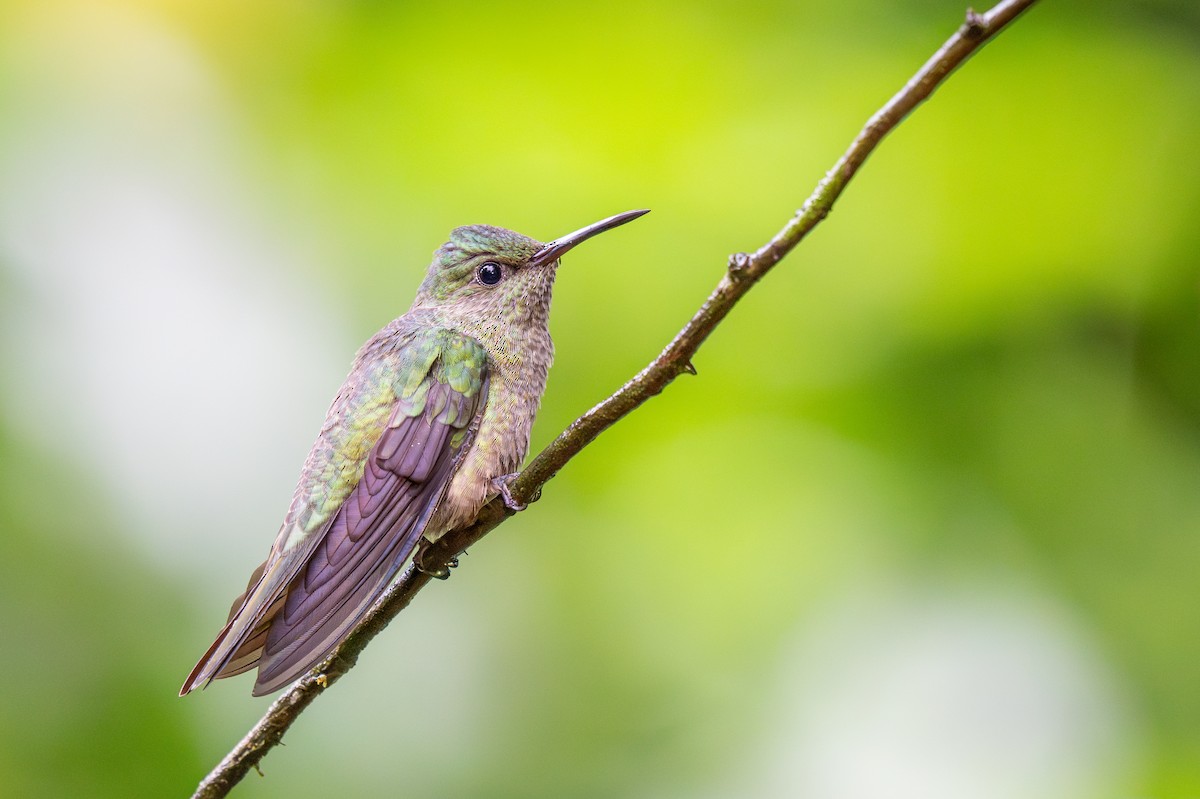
[{"x1": 190, "y1": 2, "x2": 1038, "y2": 795}]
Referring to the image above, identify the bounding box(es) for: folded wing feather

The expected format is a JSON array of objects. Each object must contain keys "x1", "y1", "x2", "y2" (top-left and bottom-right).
[{"x1": 180, "y1": 329, "x2": 488, "y2": 696}]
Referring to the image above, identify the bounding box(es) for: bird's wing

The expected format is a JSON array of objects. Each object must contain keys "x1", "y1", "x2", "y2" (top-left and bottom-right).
[{"x1": 180, "y1": 328, "x2": 489, "y2": 696}]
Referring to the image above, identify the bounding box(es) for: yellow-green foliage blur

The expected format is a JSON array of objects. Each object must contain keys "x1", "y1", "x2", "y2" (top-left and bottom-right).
[{"x1": 1, "y1": 1, "x2": 1197, "y2": 797}]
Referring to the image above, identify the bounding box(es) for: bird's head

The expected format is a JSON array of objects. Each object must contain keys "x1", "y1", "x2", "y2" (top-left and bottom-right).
[{"x1": 411, "y1": 209, "x2": 648, "y2": 326}]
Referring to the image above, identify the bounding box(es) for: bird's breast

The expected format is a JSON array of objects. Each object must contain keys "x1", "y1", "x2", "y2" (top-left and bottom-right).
[{"x1": 428, "y1": 328, "x2": 553, "y2": 537}]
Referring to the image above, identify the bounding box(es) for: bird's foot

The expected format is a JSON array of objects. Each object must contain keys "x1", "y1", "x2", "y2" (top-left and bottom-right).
[
  {"x1": 414, "y1": 539, "x2": 458, "y2": 580},
  {"x1": 491, "y1": 473, "x2": 529, "y2": 512}
]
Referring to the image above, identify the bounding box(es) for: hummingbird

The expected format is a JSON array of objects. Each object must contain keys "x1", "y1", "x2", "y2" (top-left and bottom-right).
[{"x1": 181, "y1": 209, "x2": 648, "y2": 697}]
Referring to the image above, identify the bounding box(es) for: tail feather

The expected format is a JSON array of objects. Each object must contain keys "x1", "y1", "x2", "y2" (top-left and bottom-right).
[{"x1": 179, "y1": 560, "x2": 274, "y2": 695}]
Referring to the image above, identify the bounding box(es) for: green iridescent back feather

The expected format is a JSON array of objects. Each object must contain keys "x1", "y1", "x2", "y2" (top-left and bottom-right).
[
  {"x1": 179, "y1": 323, "x2": 491, "y2": 694},
  {"x1": 282, "y1": 325, "x2": 488, "y2": 551}
]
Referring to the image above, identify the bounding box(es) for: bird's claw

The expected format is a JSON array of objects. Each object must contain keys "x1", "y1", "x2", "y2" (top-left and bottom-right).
[
  {"x1": 414, "y1": 540, "x2": 458, "y2": 580},
  {"x1": 491, "y1": 473, "x2": 527, "y2": 512}
]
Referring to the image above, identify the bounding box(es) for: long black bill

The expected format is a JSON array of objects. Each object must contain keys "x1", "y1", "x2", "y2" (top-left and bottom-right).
[{"x1": 528, "y1": 208, "x2": 650, "y2": 268}]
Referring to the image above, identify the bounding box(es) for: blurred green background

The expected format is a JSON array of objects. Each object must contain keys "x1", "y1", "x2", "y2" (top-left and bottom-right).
[{"x1": 1, "y1": 0, "x2": 1198, "y2": 796}]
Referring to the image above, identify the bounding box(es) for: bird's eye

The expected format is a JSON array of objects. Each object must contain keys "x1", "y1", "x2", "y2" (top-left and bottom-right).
[{"x1": 477, "y1": 262, "x2": 503, "y2": 286}]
